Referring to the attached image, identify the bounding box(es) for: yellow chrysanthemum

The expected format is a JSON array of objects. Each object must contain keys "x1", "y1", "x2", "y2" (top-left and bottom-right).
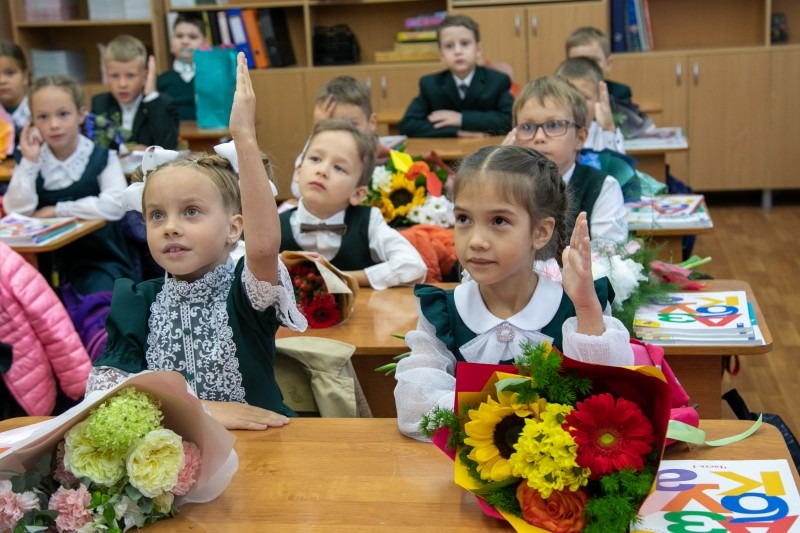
[
  {"x1": 377, "y1": 172, "x2": 426, "y2": 223},
  {"x1": 509, "y1": 402, "x2": 591, "y2": 499},
  {"x1": 463, "y1": 392, "x2": 545, "y2": 482}
]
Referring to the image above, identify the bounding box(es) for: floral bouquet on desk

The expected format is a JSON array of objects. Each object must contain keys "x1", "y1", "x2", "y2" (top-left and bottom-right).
[
  {"x1": 365, "y1": 150, "x2": 455, "y2": 228},
  {"x1": 84, "y1": 112, "x2": 131, "y2": 151},
  {"x1": 281, "y1": 250, "x2": 358, "y2": 329},
  {"x1": 0, "y1": 371, "x2": 237, "y2": 532},
  {"x1": 421, "y1": 341, "x2": 671, "y2": 532}
]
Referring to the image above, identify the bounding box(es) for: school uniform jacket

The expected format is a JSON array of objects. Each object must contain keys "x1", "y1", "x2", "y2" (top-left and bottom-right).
[
  {"x1": 91, "y1": 91, "x2": 180, "y2": 150},
  {"x1": 157, "y1": 70, "x2": 195, "y2": 121},
  {"x1": 398, "y1": 66, "x2": 513, "y2": 138}
]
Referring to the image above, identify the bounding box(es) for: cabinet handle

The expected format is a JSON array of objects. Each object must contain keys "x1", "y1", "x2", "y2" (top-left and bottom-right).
[
  {"x1": 381, "y1": 76, "x2": 387, "y2": 98},
  {"x1": 514, "y1": 14, "x2": 520, "y2": 37},
  {"x1": 693, "y1": 63, "x2": 699, "y2": 85},
  {"x1": 676, "y1": 63, "x2": 682, "y2": 86},
  {"x1": 365, "y1": 77, "x2": 371, "y2": 91},
  {"x1": 530, "y1": 15, "x2": 538, "y2": 36}
]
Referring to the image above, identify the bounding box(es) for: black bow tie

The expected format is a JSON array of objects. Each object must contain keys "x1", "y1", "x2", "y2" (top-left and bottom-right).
[{"x1": 300, "y1": 222, "x2": 348, "y2": 235}]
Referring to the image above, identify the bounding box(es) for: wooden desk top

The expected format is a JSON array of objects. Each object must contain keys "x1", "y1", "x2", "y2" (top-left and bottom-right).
[
  {"x1": 0, "y1": 418, "x2": 795, "y2": 531},
  {"x1": 404, "y1": 136, "x2": 505, "y2": 161},
  {"x1": 8, "y1": 219, "x2": 107, "y2": 254},
  {"x1": 279, "y1": 280, "x2": 772, "y2": 358}
]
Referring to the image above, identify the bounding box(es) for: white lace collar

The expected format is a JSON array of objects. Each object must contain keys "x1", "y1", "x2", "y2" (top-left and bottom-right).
[
  {"x1": 454, "y1": 277, "x2": 563, "y2": 333},
  {"x1": 162, "y1": 258, "x2": 235, "y2": 304},
  {"x1": 39, "y1": 134, "x2": 94, "y2": 174},
  {"x1": 296, "y1": 199, "x2": 346, "y2": 224}
]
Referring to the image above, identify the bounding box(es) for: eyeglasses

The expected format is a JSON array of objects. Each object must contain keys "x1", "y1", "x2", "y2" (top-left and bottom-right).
[{"x1": 516, "y1": 120, "x2": 579, "y2": 140}]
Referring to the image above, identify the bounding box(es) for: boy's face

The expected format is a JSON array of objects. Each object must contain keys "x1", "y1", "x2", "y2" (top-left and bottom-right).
[
  {"x1": 297, "y1": 130, "x2": 366, "y2": 220},
  {"x1": 332, "y1": 103, "x2": 377, "y2": 134},
  {"x1": 439, "y1": 25, "x2": 480, "y2": 79},
  {"x1": 514, "y1": 97, "x2": 587, "y2": 176},
  {"x1": 0, "y1": 56, "x2": 28, "y2": 109},
  {"x1": 171, "y1": 22, "x2": 206, "y2": 63},
  {"x1": 568, "y1": 42, "x2": 611, "y2": 76},
  {"x1": 568, "y1": 77, "x2": 599, "y2": 124},
  {"x1": 106, "y1": 60, "x2": 147, "y2": 106}
]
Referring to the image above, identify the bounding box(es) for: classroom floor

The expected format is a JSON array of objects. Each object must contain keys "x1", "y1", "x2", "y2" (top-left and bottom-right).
[{"x1": 695, "y1": 191, "x2": 800, "y2": 432}]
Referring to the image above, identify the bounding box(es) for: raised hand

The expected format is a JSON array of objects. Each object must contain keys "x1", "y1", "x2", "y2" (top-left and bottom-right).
[
  {"x1": 313, "y1": 94, "x2": 336, "y2": 125},
  {"x1": 19, "y1": 122, "x2": 42, "y2": 163},
  {"x1": 561, "y1": 212, "x2": 604, "y2": 335},
  {"x1": 144, "y1": 55, "x2": 157, "y2": 96},
  {"x1": 501, "y1": 126, "x2": 518, "y2": 146},
  {"x1": 228, "y1": 52, "x2": 256, "y2": 141},
  {"x1": 595, "y1": 80, "x2": 615, "y2": 131},
  {"x1": 202, "y1": 401, "x2": 290, "y2": 431}
]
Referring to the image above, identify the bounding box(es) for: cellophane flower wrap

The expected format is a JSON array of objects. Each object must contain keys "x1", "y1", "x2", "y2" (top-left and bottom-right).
[
  {"x1": 420, "y1": 341, "x2": 671, "y2": 533},
  {"x1": 281, "y1": 250, "x2": 358, "y2": 329},
  {"x1": 0, "y1": 371, "x2": 237, "y2": 533},
  {"x1": 364, "y1": 150, "x2": 454, "y2": 228}
]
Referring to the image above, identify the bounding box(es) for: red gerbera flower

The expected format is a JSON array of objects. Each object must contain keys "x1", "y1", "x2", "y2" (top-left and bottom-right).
[
  {"x1": 563, "y1": 393, "x2": 654, "y2": 478},
  {"x1": 304, "y1": 293, "x2": 342, "y2": 329}
]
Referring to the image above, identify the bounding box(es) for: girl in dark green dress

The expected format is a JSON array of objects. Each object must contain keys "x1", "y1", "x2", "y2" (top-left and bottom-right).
[
  {"x1": 394, "y1": 145, "x2": 635, "y2": 440},
  {"x1": 89, "y1": 53, "x2": 308, "y2": 430}
]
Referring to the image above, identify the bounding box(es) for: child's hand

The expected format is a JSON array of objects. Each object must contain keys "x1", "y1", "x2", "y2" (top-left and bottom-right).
[
  {"x1": 33, "y1": 206, "x2": 57, "y2": 218},
  {"x1": 562, "y1": 212, "x2": 604, "y2": 335},
  {"x1": 313, "y1": 94, "x2": 336, "y2": 124},
  {"x1": 428, "y1": 110, "x2": 462, "y2": 129},
  {"x1": 501, "y1": 127, "x2": 518, "y2": 146},
  {"x1": 19, "y1": 123, "x2": 42, "y2": 163},
  {"x1": 202, "y1": 400, "x2": 291, "y2": 430},
  {"x1": 596, "y1": 81, "x2": 615, "y2": 131},
  {"x1": 228, "y1": 52, "x2": 256, "y2": 141},
  {"x1": 144, "y1": 55, "x2": 157, "y2": 97}
]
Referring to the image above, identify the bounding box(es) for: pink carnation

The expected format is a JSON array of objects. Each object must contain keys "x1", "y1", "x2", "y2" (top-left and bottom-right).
[
  {"x1": 0, "y1": 480, "x2": 40, "y2": 532},
  {"x1": 48, "y1": 485, "x2": 93, "y2": 533},
  {"x1": 171, "y1": 441, "x2": 201, "y2": 496},
  {"x1": 53, "y1": 441, "x2": 79, "y2": 486}
]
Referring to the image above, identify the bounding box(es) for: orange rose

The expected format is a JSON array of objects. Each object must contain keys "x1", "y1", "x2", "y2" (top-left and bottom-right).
[{"x1": 516, "y1": 483, "x2": 588, "y2": 533}]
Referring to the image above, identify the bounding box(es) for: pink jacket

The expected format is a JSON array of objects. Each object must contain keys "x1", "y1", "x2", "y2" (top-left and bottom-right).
[{"x1": 0, "y1": 242, "x2": 91, "y2": 415}]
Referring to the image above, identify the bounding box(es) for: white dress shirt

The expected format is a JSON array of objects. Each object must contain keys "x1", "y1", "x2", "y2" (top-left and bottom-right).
[
  {"x1": 173, "y1": 59, "x2": 196, "y2": 83},
  {"x1": 10, "y1": 95, "x2": 30, "y2": 129},
  {"x1": 119, "y1": 92, "x2": 161, "y2": 132},
  {"x1": 563, "y1": 163, "x2": 628, "y2": 245},
  {"x1": 451, "y1": 69, "x2": 476, "y2": 98},
  {"x1": 288, "y1": 200, "x2": 427, "y2": 290},
  {"x1": 4, "y1": 135, "x2": 128, "y2": 220},
  {"x1": 394, "y1": 277, "x2": 634, "y2": 440},
  {"x1": 585, "y1": 120, "x2": 626, "y2": 154}
]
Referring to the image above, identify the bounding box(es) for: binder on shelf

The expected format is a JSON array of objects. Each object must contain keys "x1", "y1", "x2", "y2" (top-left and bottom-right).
[
  {"x1": 257, "y1": 9, "x2": 296, "y2": 68},
  {"x1": 217, "y1": 11, "x2": 233, "y2": 48},
  {"x1": 242, "y1": 8, "x2": 269, "y2": 68},
  {"x1": 227, "y1": 9, "x2": 255, "y2": 68},
  {"x1": 610, "y1": 0, "x2": 628, "y2": 52},
  {"x1": 625, "y1": 0, "x2": 642, "y2": 52},
  {"x1": 207, "y1": 11, "x2": 222, "y2": 47}
]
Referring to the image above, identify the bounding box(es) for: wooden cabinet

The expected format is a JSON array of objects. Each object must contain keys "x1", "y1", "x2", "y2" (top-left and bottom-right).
[
  {"x1": 769, "y1": 48, "x2": 800, "y2": 190},
  {"x1": 454, "y1": 1, "x2": 607, "y2": 84}
]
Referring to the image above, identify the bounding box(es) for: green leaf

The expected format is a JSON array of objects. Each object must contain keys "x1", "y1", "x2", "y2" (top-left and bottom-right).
[
  {"x1": 471, "y1": 476, "x2": 519, "y2": 495},
  {"x1": 390, "y1": 333, "x2": 406, "y2": 340},
  {"x1": 494, "y1": 377, "x2": 529, "y2": 392},
  {"x1": 124, "y1": 484, "x2": 143, "y2": 500},
  {"x1": 103, "y1": 502, "x2": 117, "y2": 523}
]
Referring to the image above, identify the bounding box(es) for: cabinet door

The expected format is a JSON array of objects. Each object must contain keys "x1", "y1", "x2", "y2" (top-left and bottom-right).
[
  {"x1": 372, "y1": 63, "x2": 442, "y2": 112},
  {"x1": 251, "y1": 70, "x2": 309, "y2": 196},
  {"x1": 686, "y1": 52, "x2": 770, "y2": 190},
  {"x1": 527, "y1": 2, "x2": 608, "y2": 79},
  {"x1": 769, "y1": 48, "x2": 800, "y2": 190},
  {"x1": 455, "y1": 6, "x2": 529, "y2": 86}
]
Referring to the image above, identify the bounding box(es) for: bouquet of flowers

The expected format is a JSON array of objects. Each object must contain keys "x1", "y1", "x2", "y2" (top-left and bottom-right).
[
  {"x1": 365, "y1": 150, "x2": 455, "y2": 228},
  {"x1": 281, "y1": 251, "x2": 358, "y2": 329},
  {"x1": 84, "y1": 112, "x2": 131, "y2": 150},
  {"x1": 421, "y1": 341, "x2": 671, "y2": 533},
  {"x1": 0, "y1": 371, "x2": 237, "y2": 532}
]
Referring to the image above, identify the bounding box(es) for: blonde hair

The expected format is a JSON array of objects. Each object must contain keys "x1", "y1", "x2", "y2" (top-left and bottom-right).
[
  {"x1": 513, "y1": 76, "x2": 588, "y2": 130},
  {"x1": 29, "y1": 75, "x2": 85, "y2": 111},
  {"x1": 565, "y1": 27, "x2": 611, "y2": 58},
  {"x1": 316, "y1": 76, "x2": 373, "y2": 118},
  {"x1": 105, "y1": 35, "x2": 147, "y2": 66},
  {"x1": 307, "y1": 118, "x2": 377, "y2": 187},
  {"x1": 555, "y1": 56, "x2": 604, "y2": 87}
]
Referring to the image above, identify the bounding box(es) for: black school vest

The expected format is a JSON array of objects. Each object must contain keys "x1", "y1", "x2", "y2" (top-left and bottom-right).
[{"x1": 567, "y1": 163, "x2": 607, "y2": 237}]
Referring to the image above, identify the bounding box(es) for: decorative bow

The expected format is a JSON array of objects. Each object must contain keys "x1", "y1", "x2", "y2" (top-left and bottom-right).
[
  {"x1": 300, "y1": 222, "x2": 348, "y2": 235},
  {"x1": 214, "y1": 140, "x2": 279, "y2": 197}
]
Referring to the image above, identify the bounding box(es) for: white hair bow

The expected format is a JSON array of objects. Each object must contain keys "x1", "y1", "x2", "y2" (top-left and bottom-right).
[
  {"x1": 121, "y1": 146, "x2": 180, "y2": 212},
  {"x1": 214, "y1": 140, "x2": 279, "y2": 197}
]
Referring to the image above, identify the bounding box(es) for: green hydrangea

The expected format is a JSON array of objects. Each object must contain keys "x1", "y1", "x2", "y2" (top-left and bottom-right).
[{"x1": 85, "y1": 388, "x2": 163, "y2": 456}]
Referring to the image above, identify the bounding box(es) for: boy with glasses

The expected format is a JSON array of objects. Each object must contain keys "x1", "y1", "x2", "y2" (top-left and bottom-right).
[{"x1": 503, "y1": 76, "x2": 627, "y2": 244}]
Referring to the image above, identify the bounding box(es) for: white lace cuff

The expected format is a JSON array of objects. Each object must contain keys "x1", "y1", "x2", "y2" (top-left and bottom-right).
[
  {"x1": 241, "y1": 258, "x2": 308, "y2": 332},
  {"x1": 85, "y1": 366, "x2": 132, "y2": 395},
  {"x1": 561, "y1": 315, "x2": 633, "y2": 366}
]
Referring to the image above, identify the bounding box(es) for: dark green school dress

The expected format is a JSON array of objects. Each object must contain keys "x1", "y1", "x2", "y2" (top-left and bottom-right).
[
  {"x1": 157, "y1": 69, "x2": 196, "y2": 121},
  {"x1": 279, "y1": 205, "x2": 378, "y2": 271},
  {"x1": 35, "y1": 144, "x2": 134, "y2": 295},
  {"x1": 95, "y1": 258, "x2": 299, "y2": 416}
]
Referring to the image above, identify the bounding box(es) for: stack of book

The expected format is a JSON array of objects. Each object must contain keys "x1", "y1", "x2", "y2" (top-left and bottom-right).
[
  {"x1": 611, "y1": 0, "x2": 653, "y2": 52},
  {"x1": 88, "y1": 0, "x2": 149, "y2": 20},
  {"x1": 625, "y1": 194, "x2": 713, "y2": 231},
  {"x1": 31, "y1": 49, "x2": 86, "y2": 82},
  {"x1": 375, "y1": 12, "x2": 446, "y2": 63},
  {"x1": 624, "y1": 126, "x2": 687, "y2": 150},
  {"x1": 633, "y1": 291, "x2": 764, "y2": 346},
  {"x1": 0, "y1": 214, "x2": 78, "y2": 246},
  {"x1": 24, "y1": 0, "x2": 77, "y2": 22}
]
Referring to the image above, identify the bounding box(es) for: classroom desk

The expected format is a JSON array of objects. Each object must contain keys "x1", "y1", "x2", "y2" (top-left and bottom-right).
[
  {"x1": 9, "y1": 219, "x2": 107, "y2": 269},
  {"x1": 635, "y1": 223, "x2": 715, "y2": 263},
  {"x1": 624, "y1": 129, "x2": 689, "y2": 182},
  {"x1": 404, "y1": 136, "x2": 505, "y2": 162},
  {"x1": 278, "y1": 280, "x2": 772, "y2": 419},
  {"x1": 179, "y1": 121, "x2": 229, "y2": 153},
  {"x1": 0, "y1": 418, "x2": 795, "y2": 531}
]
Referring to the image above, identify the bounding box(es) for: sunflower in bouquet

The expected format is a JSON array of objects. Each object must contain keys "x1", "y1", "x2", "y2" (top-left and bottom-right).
[
  {"x1": 421, "y1": 341, "x2": 671, "y2": 533},
  {"x1": 365, "y1": 150, "x2": 454, "y2": 228}
]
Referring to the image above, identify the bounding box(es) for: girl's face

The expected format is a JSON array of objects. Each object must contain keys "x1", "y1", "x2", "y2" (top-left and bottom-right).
[
  {"x1": 0, "y1": 56, "x2": 29, "y2": 109},
  {"x1": 171, "y1": 22, "x2": 206, "y2": 63},
  {"x1": 30, "y1": 86, "x2": 84, "y2": 161},
  {"x1": 514, "y1": 97, "x2": 587, "y2": 176},
  {"x1": 144, "y1": 167, "x2": 243, "y2": 282},
  {"x1": 454, "y1": 180, "x2": 553, "y2": 290}
]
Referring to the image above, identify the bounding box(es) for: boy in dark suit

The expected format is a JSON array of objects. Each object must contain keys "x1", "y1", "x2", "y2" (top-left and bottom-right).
[
  {"x1": 92, "y1": 35, "x2": 179, "y2": 151},
  {"x1": 398, "y1": 15, "x2": 513, "y2": 138}
]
